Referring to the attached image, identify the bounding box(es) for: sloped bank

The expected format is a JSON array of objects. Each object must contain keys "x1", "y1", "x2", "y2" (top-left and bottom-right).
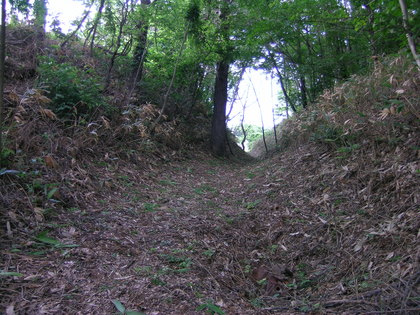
[{"x1": 240, "y1": 55, "x2": 419, "y2": 313}]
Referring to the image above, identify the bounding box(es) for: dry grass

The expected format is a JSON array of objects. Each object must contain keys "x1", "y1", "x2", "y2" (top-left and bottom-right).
[{"x1": 251, "y1": 54, "x2": 419, "y2": 158}]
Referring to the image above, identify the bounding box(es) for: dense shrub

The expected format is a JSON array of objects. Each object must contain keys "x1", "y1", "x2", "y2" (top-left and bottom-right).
[{"x1": 37, "y1": 56, "x2": 110, "y2": 120}]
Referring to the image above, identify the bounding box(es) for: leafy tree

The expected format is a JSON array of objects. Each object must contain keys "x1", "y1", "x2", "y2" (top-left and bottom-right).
[{"x1": 3, "y1": 0, "x2": 413, "y2": 157}]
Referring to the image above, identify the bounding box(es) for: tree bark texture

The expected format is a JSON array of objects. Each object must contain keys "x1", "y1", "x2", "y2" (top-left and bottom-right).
[
  {"x1": 131, "y1": 0, "x2": 151, "y2": 85},
  {"x1": 105, "y1": 0, "x2": 130, "y2": 90},
  {"x1": 268, "y1": 50, "x2": 297, "y2": 113},
  {"x1": 0, "y1": 0, "x2": 5, "y2": 163},
  {"x1": 89, "y1": 0, "x2": 106, "y2": 56},
  {"x1": 300, "y1": 75, "x2": 308, "y2": 108},
  {"x1": 399, "y1": 0, "x2": 420, "y2": 68},
  {"x1": 211, "y1": 60, "x2": 229, "y2": 156}
]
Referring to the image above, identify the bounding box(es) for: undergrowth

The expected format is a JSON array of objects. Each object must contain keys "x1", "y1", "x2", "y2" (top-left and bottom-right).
[
  {"x1": 251, "y1": 54, "x2": 419, "y2": 158},
  {"x1": 37, "y1": 56, "x2": 110, "y2": 120}
]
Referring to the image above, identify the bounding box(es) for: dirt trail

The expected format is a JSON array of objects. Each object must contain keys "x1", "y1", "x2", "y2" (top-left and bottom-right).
[
  {"x1": 2, "y1": 145, "x2": 419, "y2": 314},
  {"x1": 3, "y1": 155, "x2": 268, "y2": 314}
]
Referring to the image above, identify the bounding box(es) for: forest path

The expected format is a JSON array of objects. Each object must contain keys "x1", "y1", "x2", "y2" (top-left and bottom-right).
[
  {"x1": 3, "y1": 144, "x2": 419, "y2": 314},
  {"x1": 74, "y1": 154, "x2": 278, "y2": 314},
  {"x1": 5, "y1": 154, "x2": 277, "y2": 314}
]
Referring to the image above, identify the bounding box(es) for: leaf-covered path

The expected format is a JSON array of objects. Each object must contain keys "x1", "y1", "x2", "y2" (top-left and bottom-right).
[
  {"x1": 3, "y1": 154, "x2": 268, "y2": 314},
  {"x1": 2, "y1": 143, "x2": 419, "y2": 314}
]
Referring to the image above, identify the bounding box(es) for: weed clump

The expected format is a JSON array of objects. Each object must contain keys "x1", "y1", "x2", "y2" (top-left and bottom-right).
[{"x1": 37, "y1": 56, "x2": 110, "y2": 120}]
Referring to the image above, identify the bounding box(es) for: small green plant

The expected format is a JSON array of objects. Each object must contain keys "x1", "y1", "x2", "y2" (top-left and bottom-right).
[
  {"x1": 150, "y1": 275, "x2": 166, "y2": 286},
  {"x1": 194, "y1": 184, "x2": 217, "y2": 195},
  {"x1": 268, "y1": 244, "x2": 279, "y2": 253},
  {"x1": 26, "y1": 231, "x2": 78, "y2": 256},
  {"x1": 0, "y1": 148, "x2": 14, "y2": 167},
  {"x1": 95, "y1": 161, "x2": 108, "y2": 167},
  {"x1": 196, "y1": 301, "x2": 225, "y2": 315},
  {"x1": 257, "y1": 278, "x2": 267, "y2": 286},
  {"x1": 143, "y1": 203, "x2": 159, "y2": 212},
  {"x1": 118, "y1": 175, "x2": 134, "y2": 187},
  {"x1": 203, "y1": 249, "x2": 215, "y2": 257},
  {"x1": 35, "y1": 231, "x2": 79, "y2": 249},
  {"x1": 245, "y1": 171, "x2": 256, "y2": 179},
  {"x1": 37, "y1": 56, "x2": 110, "y2": 120},
  {"x1": 243, "y1": 264, "x2": 251, "y2": 274},
  {"x1": 296, "y1": 270, "x2": 313, "y2": 289},
  {"x1": 111, "y1": 299, "x2": 145, "y2": 315},
  {"x1": 159, "y1": 179, "x2": 177, "y2": 186},
  {"x1": 250, "y1": 298, "x2": 264, "y2": 308},
  {"x1": 311, "y1": 124, "x2": 344, "y2": 145},
  {"x1": 244, "y1": 200, "x2": 260, "y2": 210},
  {"x1": 388, "y1": 255, "x2": 402, "y2": 262},
  {"x1": 133, "y1": 266, "x2": 152, "y2": 275},
  {"x1": 336, "y1": 144, "x2": 360, "y2": 158},
  {"x1": 299, "y1": 301, "x2": 321, "y2": 312},
  {"x1": 26, "y1": 180, "x2": 60, "y2": 203},
  {"x1": 224, "y1": 216, "x2": 234, "y2": 224},
  {"x1": 294, "y1": 263, "x2": 316, "y2": 289},
  {"x1": 0, "y1": 271, "x2": 24, "y2": 277},
  {"x1": 345, "y1": 272, "x2": 377, "y2": 291},
  {"x1": 160, "y1": 254, "x2": 192, "y2": 272}
]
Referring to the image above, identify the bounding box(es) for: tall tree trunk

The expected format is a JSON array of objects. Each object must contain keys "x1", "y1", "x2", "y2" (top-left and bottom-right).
[
  {"x1": 300, "y1": 75, "x2": 308, "y2": 108},
  {"x1": 186, "y1": 66, "x2": 205, "y2": 120},
  {"x1": 89, "y1": 0, "x2": 106, "y2": 56},
  {"x1": 0, "y1": 0, "x2": 5, "y2": 165},
  {"x1": 399, "y1": 0, "x2": 420, "y2": 68},
  {"x1": 362, "y1": 1, "x2": 376, "y2": 55},
  {"x1": 272, "y1": 107, "x2": 278, "y2": 145},
  {"x1": 240, "y1": 100, "x2": 247, "y2": 151},
  {"x1": 250, "y1": 74, "x2": 268, "y2": 154},
  {"x1": 211, "y1": 60, "x2": 229, "y2": 156},
  {"x1": 226, "y1": 66, "x2": 245, "y2": 119},
  {"x1": 270, "y1": 76, "x2": 278, "y2": 144},
  {"x1": 153, "y1": 29, "x2": 188, "y2": 127},
  {"x1": 268, "y1": 50, "x2": 297, "y2": 113},
  {"x1": 33, "y1": 0, "x2": 47, "y2": 34},
  {"x1": 131, "y1": 0, "x2": 151, "y2": 86},
  {"x1": 104, "y1": 0, "x2": 130, "y2": 90}
]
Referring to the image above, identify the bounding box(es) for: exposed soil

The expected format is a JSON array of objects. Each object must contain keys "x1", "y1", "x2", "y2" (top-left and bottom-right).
[{"x1": 1, "y1": 139, "x2": 419, "y2": 314}]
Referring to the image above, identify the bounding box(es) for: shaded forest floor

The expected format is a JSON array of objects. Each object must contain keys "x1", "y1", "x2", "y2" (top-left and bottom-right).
[{"x1": 1, "y1": 138, "x2": 419, "y2": 314}]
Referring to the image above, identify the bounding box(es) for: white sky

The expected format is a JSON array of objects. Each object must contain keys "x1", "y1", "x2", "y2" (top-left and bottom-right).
[
  {"x1": 45, "y1": 0, "x2": 283, "y2": 129},
  {"x1": 47, "y1": 0, "x2": 86, "y2": 32},
  {"x1": 228, "y1": 69, "x2": 282, "y2": 129}
]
